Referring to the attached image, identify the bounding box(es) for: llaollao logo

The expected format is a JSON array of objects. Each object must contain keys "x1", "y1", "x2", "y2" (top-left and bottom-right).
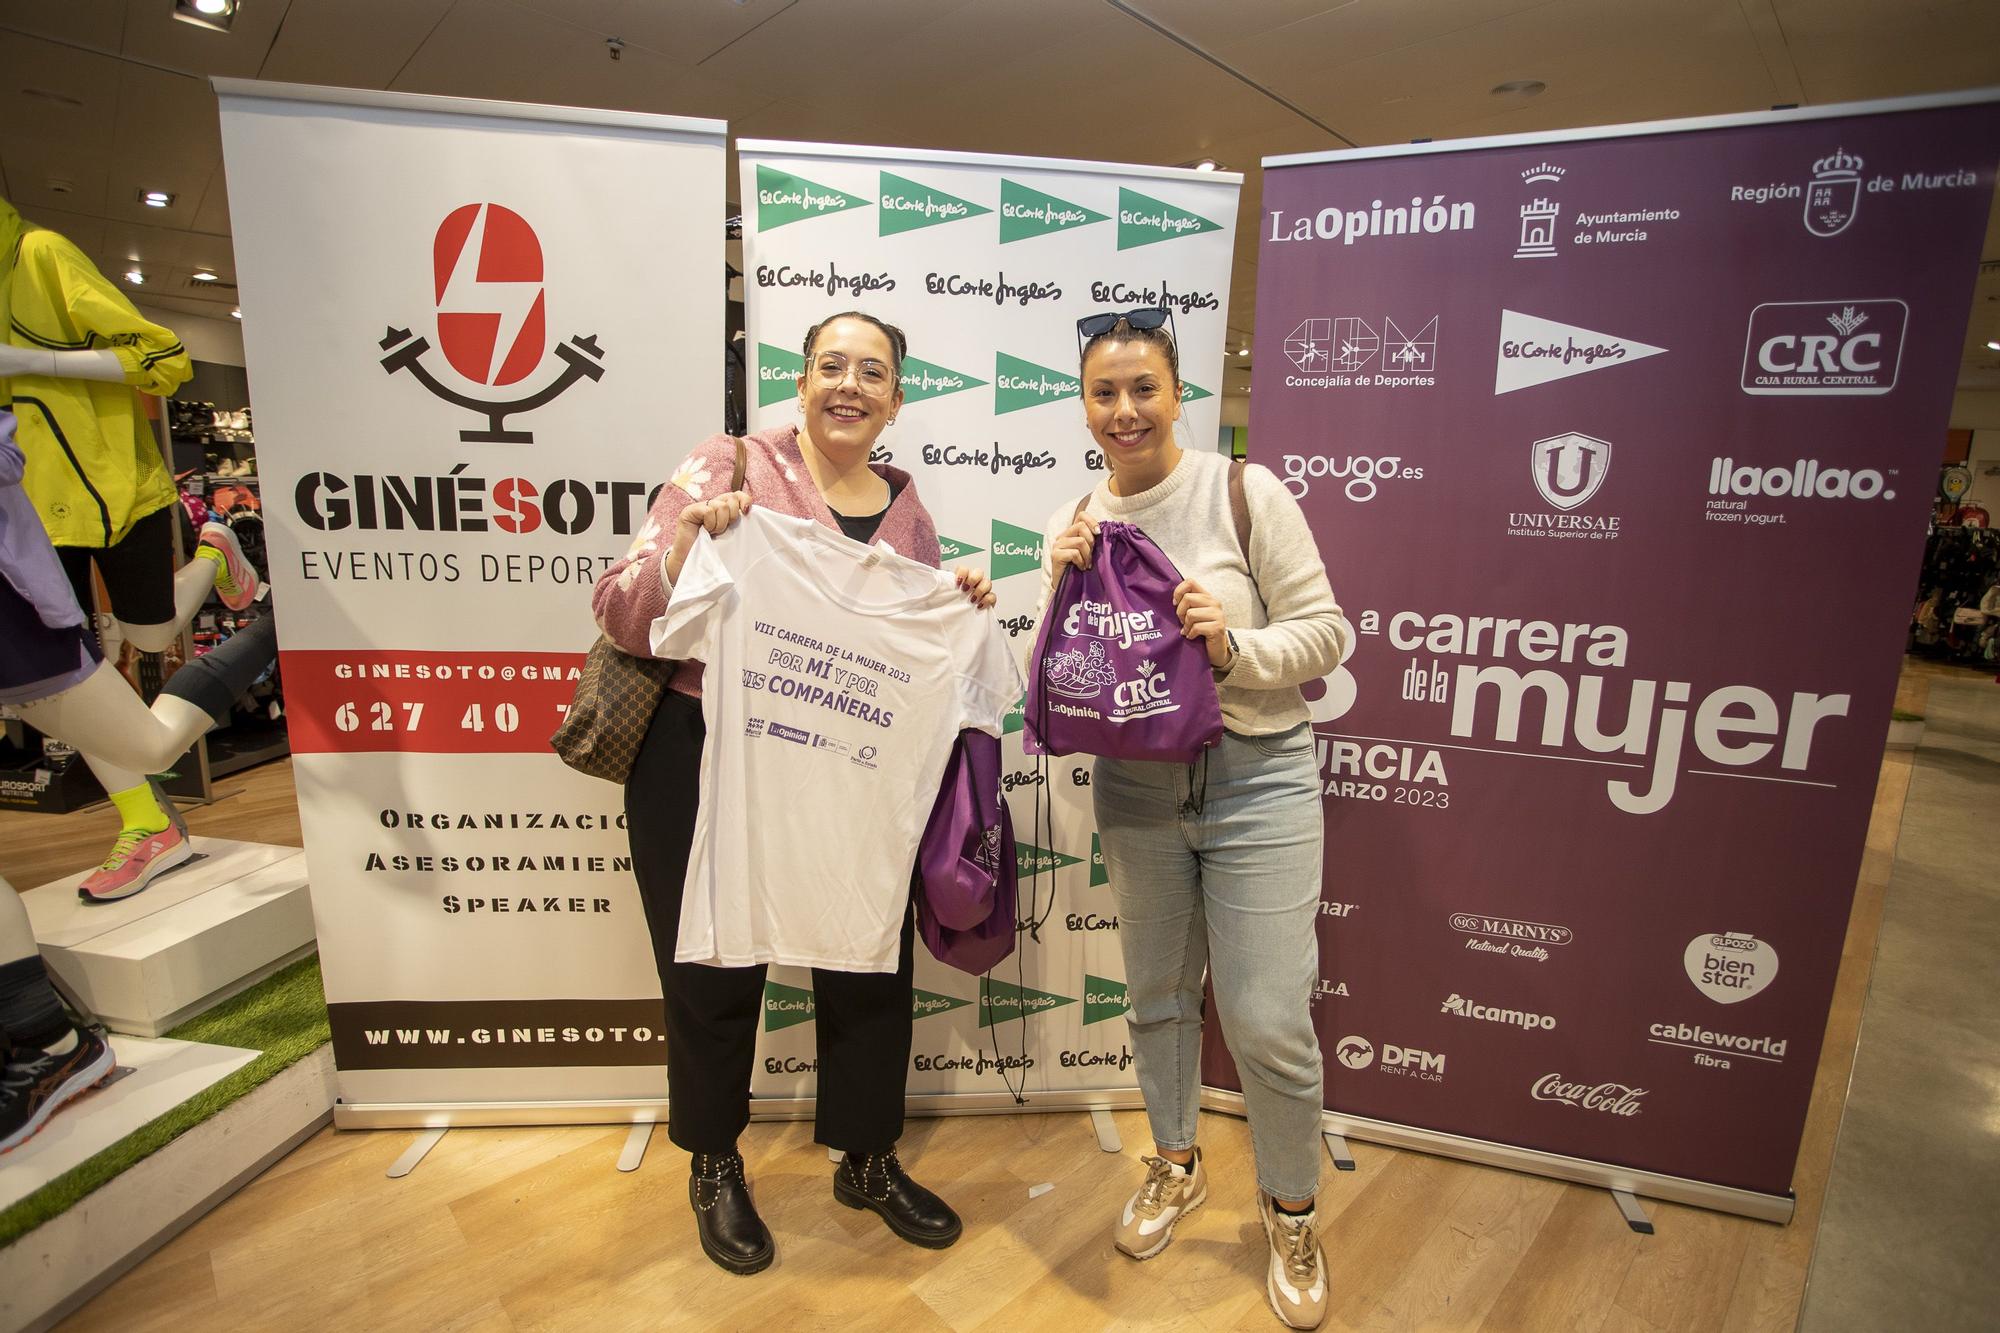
[{"x1": 380, "y1": 203, "x2": 606, "y2": 444}]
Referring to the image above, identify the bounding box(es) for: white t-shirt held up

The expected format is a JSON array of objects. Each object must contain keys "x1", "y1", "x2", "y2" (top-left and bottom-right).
[{"x1": 651, "y1": 507, "x2": 1021, "y2": 972}]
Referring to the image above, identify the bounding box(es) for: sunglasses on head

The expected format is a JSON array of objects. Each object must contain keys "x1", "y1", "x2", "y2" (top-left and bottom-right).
[{"x1": 1076, "y1": 306, "x2": 1173, "y2": 342}]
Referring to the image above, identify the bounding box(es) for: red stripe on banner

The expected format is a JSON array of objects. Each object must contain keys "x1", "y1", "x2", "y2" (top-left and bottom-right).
[{"x1": 282, "y1": 649, "x2": 584, "y2": 754}]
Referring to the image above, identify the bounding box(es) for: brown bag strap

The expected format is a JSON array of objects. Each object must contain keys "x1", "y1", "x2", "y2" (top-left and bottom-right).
[
  {"x1": 1228, "y1": 459, "x2": 1252, "y2": 561},
  {"x1": 729, "y1": 436, "x2": 747, "y2": 491},
  {"x1": 1071, "y1": 490, "x2": 1091, "y2": 524}
]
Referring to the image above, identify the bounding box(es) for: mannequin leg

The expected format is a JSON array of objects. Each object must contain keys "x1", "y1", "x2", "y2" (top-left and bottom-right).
[
  {"x1": 118, "y1": 561, "x2": 216, "y2": 654},
  {"x1": 18, "y1": 666, "x2": 213, "y2": 778},
  {"x1": 0, "y1": 880, "x2": 115, "y2": 1150}
]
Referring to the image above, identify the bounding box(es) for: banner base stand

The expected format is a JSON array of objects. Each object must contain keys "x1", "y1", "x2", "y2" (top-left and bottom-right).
[
  {"x1": 1200, "y1": 1088, "x2": 1794, "y2": 1224},
  {"x1": 1322, "y1": 1130, "x2": 1357, "y2": 1172},
  {"x1": 385, "y1": 1127, "x2": 446, "y2": 1179},
  {"x1": 616, "y1": 1123, "x2": 653, "y2": 1173},
  {"x1": 1611, "y1": 1189, "x2": 1656, "y2": 1234},
  {"x1": 333, "y1": 1087, "x2": 1148, "y2": 1132},
  {"x1": 1090, "y1": 1109, "x2": 1122, "y2": 1153}
]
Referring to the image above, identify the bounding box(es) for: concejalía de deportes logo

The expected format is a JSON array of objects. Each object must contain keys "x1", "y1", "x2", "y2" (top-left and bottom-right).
[{"x1": 379, "y1": 203, "x2": 606, "y2": 444}]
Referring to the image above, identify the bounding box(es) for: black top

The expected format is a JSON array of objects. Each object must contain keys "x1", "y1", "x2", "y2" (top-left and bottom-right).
[{"x1": 832, "y1": 475, "x2": 904, "y2": 545}]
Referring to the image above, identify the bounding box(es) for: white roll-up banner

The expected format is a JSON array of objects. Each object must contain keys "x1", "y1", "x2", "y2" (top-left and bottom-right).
[
  {"x1": 217, "y1": 81, "x2": 724, "y2": 1119},
  {"x1": 738, "y1": 141, "x2": 1240, "y2": 1107}
]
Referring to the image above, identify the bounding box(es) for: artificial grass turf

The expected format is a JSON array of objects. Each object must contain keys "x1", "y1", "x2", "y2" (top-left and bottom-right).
[{"x1": 0, "y1": 953, "x2": 331, "y2": 1249}]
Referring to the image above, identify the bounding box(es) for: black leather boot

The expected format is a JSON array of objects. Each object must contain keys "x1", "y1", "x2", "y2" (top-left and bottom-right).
[
  {"x1": 833, "y1": 1147, "x2": 962, "y2": 1248},
  {"x1": 689, "y1": 1150, "x2": 774, "y2": 1274}
]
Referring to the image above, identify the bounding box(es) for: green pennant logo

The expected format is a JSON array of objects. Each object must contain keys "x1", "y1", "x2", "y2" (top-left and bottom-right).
[
  {"x1": 979, "y1": 977, "x2": 1077, "y2": 1028},
  {"x1": 995, "y1": 352, "x2": 1081, "y2": 415},
  {"x1": 756, "y1": 343, "x2": 805, "y2": 408},
  {"x1": 1002, "y1": 691, "x2": 1026, "y2": 736},
  {"x1": 899, "y1": 354, "x2": 988, "y2": 404},
  {"x1": 1016, "y1": 840, "x2": 1082, "y2": 877},
  {"x1": 755, "y1": 165, "x2": 870, "y2": 231},
  {"x1": 763, "y1": 981, "x2": 816, "y2": 1031},
  {"x1": 913, "y1": 988, "x2": 971, "y2": 1021},
  {"x1": 1084, "y1": 974, "x2": 1131, "y2": 1026},
  {"x1": 1090, "y1": 833, "x2": 1109, "y2": 887},
  {"x1": 999, "y1": 179, "x2": 1108, "y2": 243},
  {"x1": 1181, "y1": 381, "x2": 1214, "y2": 403},
  {"x1": 936, "y1": 534, "x2": 984, "y2": 562},
  {"x1": 879, "y1": 171, "x2": 992, "y2": 236},
  {"x1": 1117, "y1": 187, "x2": 1223, "y2": 250},
  {"x1": 989, "y1": 519, "x2": 1043, "y2": 580}
]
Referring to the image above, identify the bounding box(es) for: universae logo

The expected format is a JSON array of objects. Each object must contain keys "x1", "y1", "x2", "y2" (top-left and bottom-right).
[{"x1": 379, "y1": 203, "x2": 606, "y2": 444}]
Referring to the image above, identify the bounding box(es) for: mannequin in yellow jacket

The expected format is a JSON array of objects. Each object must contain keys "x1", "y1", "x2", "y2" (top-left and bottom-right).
[{"x1": 1, "y1": 197, "x2": 252, "y2": 896}]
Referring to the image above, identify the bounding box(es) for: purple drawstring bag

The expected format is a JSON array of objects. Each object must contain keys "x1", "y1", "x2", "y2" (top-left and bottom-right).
[
  {"x1": 1024, "y1": 520, "x2": 1224, "y2": 763},
  {"x1": 916, "y1": 729, "x2": 1018, "y2": 975}
]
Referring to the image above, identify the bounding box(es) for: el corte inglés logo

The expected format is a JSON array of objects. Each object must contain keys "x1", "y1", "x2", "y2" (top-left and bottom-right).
[
  {"x1": 1084, "y1": 975, "x2": 1131, "y2": 1026},
  {"x1": 936, "y1": 533, "x2": 985, "y2": 562},
  {"x1": 1117, "y1": 187, "x2": 1222, "y2": 250},
  {"x1": 879, "y1": 171, "x2": 992, "y2": 236},
  {"x1": 755, "y1": 165, "x2": 869, "y2": 230},
  {"x1": 990, "y1": 519, "x2": 1044, "y2": 580},
  {"x1": 1000, "y1": 178, "x2": 1108, "y2": 243},
  {"x1": 1090, "y1": 833, "x2": 1109, "y2": 886},
  {"x1": 994, "y1": 352, "x2": 1081, "y2": 414},
  {"x1": 763, "y1": 980, "x2": 816, "y2": 1031},
  {"x1": 1015, "y1": 839, "x2": 1082, "y2": 878},
  {"x1": 913, "y1": 988, "x2": 971, "y2": 1020},
  {"x1": 756, "y1": 343, "x2": 806, "y2": 407},
  {"x1": 898, "y1": 354, "x2": 988, "y2": 403},
  {"x1": 979, "y1": 978, "x2": 1076, "y2": 1028}
]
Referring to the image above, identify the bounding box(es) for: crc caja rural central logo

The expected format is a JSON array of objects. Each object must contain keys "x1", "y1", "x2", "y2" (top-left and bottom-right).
[{"x1": 380, "y1": 203, "x2": 606, "y2": 444}]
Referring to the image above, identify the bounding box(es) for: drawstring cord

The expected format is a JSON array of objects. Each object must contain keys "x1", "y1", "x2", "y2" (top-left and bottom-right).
[{"x1": 1182, "y1": 747, "x2": 1211, "y2": 818}]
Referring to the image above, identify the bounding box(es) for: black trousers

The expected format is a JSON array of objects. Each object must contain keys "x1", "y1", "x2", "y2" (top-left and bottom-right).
[{"x1": 625, "y1": 689, "x2": 914, "y2": 1156}]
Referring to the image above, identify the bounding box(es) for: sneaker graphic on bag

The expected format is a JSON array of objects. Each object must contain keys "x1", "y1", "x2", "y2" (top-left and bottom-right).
[{"x1": 1114, "y1": 1150, "x2": 1207, "y2": 1260}]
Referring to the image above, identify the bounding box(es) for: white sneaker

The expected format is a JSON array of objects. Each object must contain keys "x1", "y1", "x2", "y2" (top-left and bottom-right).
[
  {"x1": 1259, "y1": 1194, "x2": 1328, "y2": 1329},
  {"x1": 1114, "y1": 1150, "x2": 1206, "y2": 1260}
]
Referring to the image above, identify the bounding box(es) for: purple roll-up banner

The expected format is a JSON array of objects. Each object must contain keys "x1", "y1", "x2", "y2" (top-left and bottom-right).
[{"x1": 1202, "y1": 92, "x2": 1999, "y2": 1217}]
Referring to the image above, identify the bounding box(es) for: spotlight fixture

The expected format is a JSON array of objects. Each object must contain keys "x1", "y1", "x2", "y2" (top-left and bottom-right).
[
  {"x1": 192, "y1": 271, "x2": 219, "y2": 282},
  {"x1": 173, "y1": 0, "x2": 238, "y2": 32},
  {"x1": 1193, "y1": 159, "x2": 1219, "y2": 172},
  {"x1": 125, "y1": 270, "x2": 146, "y2": 285},
  {"x1": 1988, "y1": 339, "x2": 2000, "y2": 352},
  {"x1": 1236, "y1": 347, "x2": 1248, "y2": 357},
  {"x1": 232, "y1": 308, "x2": 242, "y2": 319},
  {"x1": 140, "y1": 189, "x2": 174, "y2": 208},
  {"x1": 1491, "y1": 79, "x2": 1547, "y2": 99}
]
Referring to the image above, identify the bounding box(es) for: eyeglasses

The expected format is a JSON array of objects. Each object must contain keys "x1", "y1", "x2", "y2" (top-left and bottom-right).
[
  {"x1": 1075, "y1": 306, "x2": 1176, "y2": 359},
  {"x1": 809, "y1": 352, "x2": 897, "y2": 398}
]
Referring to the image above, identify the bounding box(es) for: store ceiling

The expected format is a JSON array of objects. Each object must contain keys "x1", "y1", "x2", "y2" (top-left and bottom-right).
[{"x1": 2, "y1": 0, "x2": 1998, "y2": 392}]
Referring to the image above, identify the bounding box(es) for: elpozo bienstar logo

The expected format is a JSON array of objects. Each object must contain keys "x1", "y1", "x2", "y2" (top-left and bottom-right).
[
  {"x1": 880, "y1": 171, "x2": 991, "y2": 236},
  {"x1": 1740, "y1": 299, "x2": 1907, "y2": 396},
  {"x1": 1684, "y1": 931, "x2": 1779, "y2": 1003},
  {"x1": 1118, "y1": 187, "x2": 1222, "y2": 250},
  {"x1": 1494, "y1": 310, "x2": 1665, "y2": 395},
  {"x1": 380, "y1": 203, "x2": 606, "y2": 444},
  {"x1": 1000, "y1": 179, "x2": 1108, "y2": 243},
  {"x1": 756, "y1": 164, "x2": 869, "y2": 230}
]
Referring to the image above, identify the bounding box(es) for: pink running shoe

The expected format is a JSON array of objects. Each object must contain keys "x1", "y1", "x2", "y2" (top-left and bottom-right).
[
  {"x1": 199, "y1": 520, "x2": 262, "y2": 611},
  {"x1": 78, "y1": 801, "x2": 193, "y2": 903}
]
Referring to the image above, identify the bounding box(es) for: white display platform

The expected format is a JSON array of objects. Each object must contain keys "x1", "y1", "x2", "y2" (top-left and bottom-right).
[{"x1": 23, "y1": 839, "x2": 316, "y2": 1037}]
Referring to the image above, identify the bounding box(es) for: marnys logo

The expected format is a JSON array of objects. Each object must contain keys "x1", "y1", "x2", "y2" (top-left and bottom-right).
[
  {"x1": 380, "y1": 203, "x2": 605, "y2": 444},
  {"x1": 1449, "y1": 912, "x2": 1572, "y2": 965},
  {"x1": 1530, "y1": 1074, "x2": 1645, "y2": 1116},
  {"x1": 1000, "y1": 178, "x2": 1108, "y2": 243},
  {"x1": 1495, "y1": 310, "x2": 1666, "y2": 395},
  {"x1": 880, "y1": 171, "x2": 991, "y2": 237},
  {"x1": 1118, "y1": 187, "x2": 1223, "y2": 250},
  {"x1": 979, "y1": 978, "x2": 1076, "y2": 1028},
  {"x1": 1647, "y1": 1020, "x2": 1787, "y2": 1069},
  {"x1": 1334, "y1": 1035, "x2": 1446, "y2": 1081},
  {"x1": 1684, "y1": 931, "x2": 1779, "y2": 1003},
  {"x1": 1282, "y1": 315, "x2": 1439, "y2": 389},
  {"x1": 755, "y1": 164, "x2": 869, "y2": 231},
  {"x1": 1084, "y1": 975, "x2": 1131, "y2": 1026},
  {"x1": 1280, "y1": 453, "x2": 1424, "y2": 502},
  {"x1": 1530, "y1": 432, "x2": 1612, "y2": 512},
  {"x1": 995, "y1": 352, "x2": 1081, "y2": 413},
  {"x1": 1441, "y1": 993, "x2": 1555, "y2": 1031},
  {"x1": 1740, "y1": 299, "x2": 1907, "y2": 396},
  {"x1": 764, "y1": 980, "x2": 815, "y2": 1032}
]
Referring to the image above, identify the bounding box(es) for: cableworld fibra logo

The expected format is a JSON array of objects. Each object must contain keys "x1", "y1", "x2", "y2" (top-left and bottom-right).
[{"x1": 379, "y1": 202, "x2": 606, "y2": 444}]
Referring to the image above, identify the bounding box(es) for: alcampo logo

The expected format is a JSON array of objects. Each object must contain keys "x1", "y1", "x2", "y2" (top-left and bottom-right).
[
  {"x1": 1118, "y1": 187, "x2": 1223, "y2": 251},
  {"x1": 979, "y1": 978, "x2": 1076, "y2": 1028},
  {"x1": 1016, "y1": 839, "x2": 1082, "y2": 877},
  {"x1": 880, "y1": 171, "x2": 991, "y2": 237},
  {"x1": 991, "y1": 519, "x2": 1044, "y2": 580},
  {"x1": 995, "y1": 352, "x2": 1081, "y2": 414},
  {"x1": 757, "y1": 343, "x2": 806, "y2": 408},
  {"x1": 899, "y1": 354, "x2": 988, "y2": 404},
  {"x1": 1084, "y1": 975, "x2": 1131, "y2": 1026},
  {"x1": 1000, "y1": 178, "x2": 1109, "y2": 243},
  {"x1": 937, "y1": 534, "x2": 985, "y2": 562},
  {"x1": 756, "y1": 165, "x2": 869, "y2": 231},
  {"x1": 914, "y1": 988, "x2": 971, "y2": 1021},
  {"x1": 764, "y1": 980, "x2": 816, "y2": 1031},
  {"x1": 1090, "y1": 833, "x2": 1109, "y2": 887}
]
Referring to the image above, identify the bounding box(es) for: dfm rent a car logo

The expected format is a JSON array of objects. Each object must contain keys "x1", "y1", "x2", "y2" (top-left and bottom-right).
[
  {"x1": 1335, "y1": 1035, "x2": 1446, "y2": 1080},
  {"x1": 1281, "y1": 453, "x2": 1424, "y2": 502}
]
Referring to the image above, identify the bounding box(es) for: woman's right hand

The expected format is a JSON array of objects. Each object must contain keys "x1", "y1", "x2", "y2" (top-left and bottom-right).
[
  {"x1": 1050, "y1": 513, "x2": 1098, "y2": 572},
  {"x1": 666, "y1": 489, "x2": 752, "y2": 584}
]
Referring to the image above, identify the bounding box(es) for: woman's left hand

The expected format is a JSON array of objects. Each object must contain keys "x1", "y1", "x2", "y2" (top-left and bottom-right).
[
  {"x1": 954, "y1": 566, "x2": 996, "y2": 610},
  {"x1": 1173, "y1": 579, "x2": 1231, "y2": 668}
]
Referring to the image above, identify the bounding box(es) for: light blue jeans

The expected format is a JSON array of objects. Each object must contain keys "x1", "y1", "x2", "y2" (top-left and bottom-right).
[{"x1": 1094, "y1": 724, "x2": 1325, "y2": 1201}]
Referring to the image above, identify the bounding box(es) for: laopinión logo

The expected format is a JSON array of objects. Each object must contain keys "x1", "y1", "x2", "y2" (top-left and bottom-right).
[
  {"x1": 1440, "y1": 993, "x2": 1555, "y2": 1031},
  {"x1": 1449, "y1": 912, "x2": 1573, "y2": 964},
  {"x1": 1740, "y1": 299, "x2": 1907, "y2": 396},
  {"x1": 1281, "y1": 315, "x2": 1438, "y2": 388},
  {"x1": 379, "y1": 203, "x2": 606, "y2": 444},
  {"x1": 1684, "y1": 931, "x2": 1778, "y2": 1003},
  {"x1": 1333, "y1": 1034, "x2": 1446, "y2": 1081},
  {"x1": 1530, "y1": 1073, "x2": 1646, "y2": 1115}
]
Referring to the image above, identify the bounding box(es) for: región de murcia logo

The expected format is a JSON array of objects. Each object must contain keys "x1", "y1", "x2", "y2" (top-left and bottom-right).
[{"x1": 381, "y1": 203, "x2": 606, "y2": 444}]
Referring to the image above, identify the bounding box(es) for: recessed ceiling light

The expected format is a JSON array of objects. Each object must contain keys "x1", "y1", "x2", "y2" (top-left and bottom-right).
[
  {"x1": 140, "y1": 190, "x2": 174, "y2": 208},
  {"x1": 1988, "y1": 339, "x2": 2000, "y2": 351},
  {"x1": 1236, "y1": 347, "x2": 1248, "y2": 357},
  {"x1": 192, "y1": 271, "x2": 219, "y2": 282},
  {"x1": 172, "y1": 0, "x2": 236, "y2": 31},
  {"x1": 231, "y1": 308, "x2": 242, "y2": 319},
  {"x1": 1193, "y1": 159, "x2": 1219, "y2": 172},
  {"x1": 125, "y1": 270, "x2": 146, "y2": 285},
  {"x1": 1491, "y1": 80, "x2": 1547, "y2": 99}
]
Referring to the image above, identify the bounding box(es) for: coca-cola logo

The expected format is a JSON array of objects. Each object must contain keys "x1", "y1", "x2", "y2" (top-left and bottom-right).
[{"x1": 1530, "y1": 1073, "x2": 1646, "y2": 1116}]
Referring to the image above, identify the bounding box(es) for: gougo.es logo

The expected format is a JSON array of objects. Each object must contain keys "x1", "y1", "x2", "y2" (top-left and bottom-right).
[{"x1": 1281, "y1": 453, "x2": 1425, "y2": 502}]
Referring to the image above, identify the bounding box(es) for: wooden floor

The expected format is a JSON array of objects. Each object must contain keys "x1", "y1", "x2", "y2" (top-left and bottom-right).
[{"x1": 2, "y1": 663, "x2": 1984, "y2": 1331}]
